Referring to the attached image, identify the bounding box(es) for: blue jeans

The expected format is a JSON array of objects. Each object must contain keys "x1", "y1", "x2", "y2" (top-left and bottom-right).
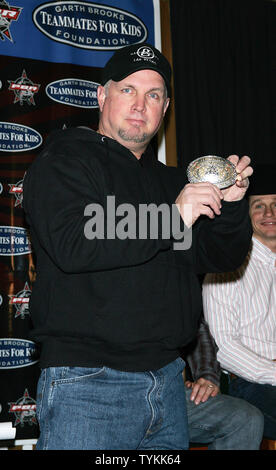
[
  {"x1": 186, "y1": 387, "x2": 264, "y2": 450},
  {"x1": 229, "y1": 377, "x2": 276, "y2": 440},
  {"x1": 35, "y1": 357, "x2": 188, "y2": 450}
]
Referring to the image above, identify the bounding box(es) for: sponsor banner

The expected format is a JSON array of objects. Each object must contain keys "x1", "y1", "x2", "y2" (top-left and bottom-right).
[
  {"x1": 0, "y1": 0, "x2": 159, "y2": 442},
  {"x1": 9, "y1": 281, "x2": 32, "y2": 319},
  {"x1": 46, "y1": 77, "x2": 99, "y2": 108},
  {"x1": 0, "y1": 122, "x2": 43, "y2": 152},
  {"x1": 0, "y1": 0, "x2": 157, "y2": 68},
  {"x1": 33, "y1": 1, "x2": 148, "y2": 50},
  {"x1": 8, "y1": 178, "x2": 23, "y2": 207},
  {"x1": 0, "y1": 339, "x2": 38, "y2": 369},
  {"x1": 0, "y1": 226, "x2": 32, "y2": 256},
  {"x1": 0, "y1": 1, "x2": 22, "y2": 42},
  {"x1": 9, "y1": 388, "x2": 37, "y2": 427},
  {"x1": 8, "y1": 69, "x2": 40, "y2": 105}
]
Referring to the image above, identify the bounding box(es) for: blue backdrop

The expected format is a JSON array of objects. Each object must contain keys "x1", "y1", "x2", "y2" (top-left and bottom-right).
[{"x1": 0, "y1": 0, "x2": 159, "y2": 443}]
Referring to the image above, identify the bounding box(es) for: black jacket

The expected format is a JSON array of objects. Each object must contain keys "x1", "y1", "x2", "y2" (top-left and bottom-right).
[
  {"x1": 184, "y1": 317, "x2": 221, "y2": 387},
  {"x1": 23, "y1": 127, "x2": 252, "y2": 371}
]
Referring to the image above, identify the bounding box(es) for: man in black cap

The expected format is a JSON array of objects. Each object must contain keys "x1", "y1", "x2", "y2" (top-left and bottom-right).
[
  {"x1": 97, "y1": 42, "x2": 171, "y2": 158},
  {"x1": 23, "y1": 42, "x2": 253, "y2": 450},
  {"x1": 203, "y1": 162, "x2": 276, "y2": 441}
]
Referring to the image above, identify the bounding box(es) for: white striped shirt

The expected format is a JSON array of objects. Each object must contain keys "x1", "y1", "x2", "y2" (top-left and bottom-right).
[{"x1": 202, "y1": 237, "x2": 276, "y2": 385}]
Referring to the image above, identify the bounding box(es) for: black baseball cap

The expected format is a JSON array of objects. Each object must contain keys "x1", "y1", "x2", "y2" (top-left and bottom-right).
[
  {"x1": 247, "y1": 163, "x2": 276, "y2": 196},
  {"x1": 101, "y1": 42, "x2": 172, "y2": 96}
]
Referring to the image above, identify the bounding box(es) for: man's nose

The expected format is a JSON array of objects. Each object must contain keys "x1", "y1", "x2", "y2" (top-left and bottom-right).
[
  {"x1": 264, "y1": 205, "x2": 274, "y2": 216},
  {"x1": 132, "y1": 94, "x2": 146, "y2": 112}
]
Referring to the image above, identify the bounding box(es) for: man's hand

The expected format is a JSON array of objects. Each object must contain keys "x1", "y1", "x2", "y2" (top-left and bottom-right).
[
  {"x1": 175, "y1": 155, "x2": 253, "y2": 226},
  {"x1": 222, "y1": 155, "x2": 253, "y2": 202},
  {"x1": 185, "y1": 378, "x2": 219, "y2": 405},
  {"x1": 175, "y1": 182, "x2": 223, "y2": 227}
]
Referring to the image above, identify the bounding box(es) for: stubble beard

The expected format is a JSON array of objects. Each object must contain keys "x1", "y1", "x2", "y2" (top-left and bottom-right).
[{"x1": 118, "y1": 128, "x2": 150, "y2": 144}]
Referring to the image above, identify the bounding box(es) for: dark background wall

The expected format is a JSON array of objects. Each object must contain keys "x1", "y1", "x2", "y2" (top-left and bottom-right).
[{"x1": 170, "y1": 0, "x2": 275, "y2": 170}]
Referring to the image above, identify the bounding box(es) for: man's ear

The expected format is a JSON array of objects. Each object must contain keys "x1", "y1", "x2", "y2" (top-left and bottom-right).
[
  {"x1": 97, "y1": 85, "x2": 106, "y2": 112},
  {"x1": 163, "y1": 97, "x2": 170, "y2": 116}
]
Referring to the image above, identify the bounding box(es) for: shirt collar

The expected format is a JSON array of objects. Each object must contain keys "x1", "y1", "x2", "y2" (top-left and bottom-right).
[{"x1": 251, "y1": 237, "x2": 276, "y2": 267}]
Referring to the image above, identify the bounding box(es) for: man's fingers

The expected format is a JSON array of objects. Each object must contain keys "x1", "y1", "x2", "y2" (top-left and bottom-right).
[
  {"x1": 189, "y1": 182, "x2": 224, "y2": 199},
  {"x1": 235, "y1": 155, "x2": 251, "y2": 174},
  {"x1": 191, "y1": 384, "x2": 212, "y2": 404},
  {"x1": 179, "y1": 183, "x2": 223, "y2": 211},
  {"x1": 190, "y1": 383, "x2": 200, "y2": 401},
  {"x1": 175, "y1": 182, "x2": 225, "y2": 226},
  {"x1": 227, "y1": 155, "x2": 253, "y2": 181},
  {"x1": 185, "y1": 381, "x2": 193, "y2": 388},
  {"x1": 227, "y1": 154, "x2": 240, "y2": 167},
  {"x1": 226, "y1": 155, "x2": 253, "y2": 190},
  {"x1": 189, "y1": 379, "x2": 219, "y2": 405},
  {"x1": 198, "y1": 205, "x2": 216, "y2": 219}
]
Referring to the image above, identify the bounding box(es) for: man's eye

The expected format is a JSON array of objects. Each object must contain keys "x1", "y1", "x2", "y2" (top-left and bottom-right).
[
  {"x1": 148, "y1": 92, "x2": 159, "y2": 99},
  {"x1": 122, "y1": 88, "x2": 132, "y2": 93}
]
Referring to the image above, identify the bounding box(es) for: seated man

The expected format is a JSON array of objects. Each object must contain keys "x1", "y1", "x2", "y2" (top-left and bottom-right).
[
  {"x1": 183, "y1": 317, "x2": 264, "y2": 450},
  {"x1": 203, "y1": 163, "x2": 276, "y2": 440}
]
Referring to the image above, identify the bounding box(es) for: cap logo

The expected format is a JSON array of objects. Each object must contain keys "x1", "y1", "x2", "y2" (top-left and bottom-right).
[{"x1": 136, "y1": 46, "x2": 155, "y2": 60}]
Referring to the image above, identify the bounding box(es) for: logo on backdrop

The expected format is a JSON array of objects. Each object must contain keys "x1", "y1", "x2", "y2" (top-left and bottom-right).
[
  {"x1": 46, "y1": 78, "x2": 99, "y2": 108},
  {"x1": 8, "y1": 70, "x2": 40, "y2": 106},
  {"x1": 0, "y1": 1, "x2": 22, "y2": 42},
  {"x1": 9, "y1": 281, "x2": 31, "y2": 319},
  {"x1": 0, "y1": 226, "x2": 32, "y2": 256},
  {"x1": 0, "y1": 339, "x2": 38, "y2": 369},
  {"x1": 0, "y1": 122, "x2": 42, "y2": 152},
  {"x1": 9, "y1": 389, "x2": 37, "y2": 427},
  {"x1": 33, "y1": 1, "x2": 147, "y2": 50},
  {"x1": 8, "y1": 178, "x2": 23, "y2": 207}
]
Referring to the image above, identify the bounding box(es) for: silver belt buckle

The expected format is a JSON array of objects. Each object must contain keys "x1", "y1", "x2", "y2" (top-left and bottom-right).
[{"x1": 187, "y1": 155, "x2": 237, "y2": 189}]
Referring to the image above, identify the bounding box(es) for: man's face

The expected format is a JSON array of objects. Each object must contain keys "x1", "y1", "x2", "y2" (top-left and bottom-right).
[
  {"x1": 249, "y1": 194, "x2": 276, "y2": 244},
  {"x1": 97, "y1": 69, "x2": 169, "y2": 158}
]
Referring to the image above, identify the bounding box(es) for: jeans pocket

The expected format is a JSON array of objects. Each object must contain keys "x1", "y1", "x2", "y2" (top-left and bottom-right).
[{"x1": 51, "y1": 366, "x2": 106, "y2": 385}]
